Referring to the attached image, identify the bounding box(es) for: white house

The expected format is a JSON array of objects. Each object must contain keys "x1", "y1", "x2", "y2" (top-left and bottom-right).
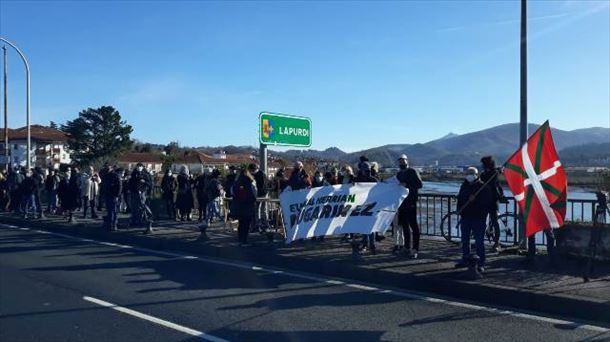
[{"x1": 0, "y1": 125, "x2": 71, "y2": 169}]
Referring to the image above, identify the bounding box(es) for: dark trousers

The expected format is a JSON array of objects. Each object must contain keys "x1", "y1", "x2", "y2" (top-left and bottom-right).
[
  {"x1": 460, "y1": 217, "x2": 486, "y2": 266},
  {"x1": 400, "y1": 204, "x2": 420, "y2": 251},
  {"x1": 198, "y1": 197, "x2": 208, "y2": 221},
  {"x1": 105, "y1": 197, "x2": 119, "y2": 229},
  {"x1": 164, "y1": 197, "x2": 175, "y2": 219},
  {"x1": 83, "y1": 196, "x2": 97, "y2": 218},
  {"x1": 237, "y1": 216, "x2": 251, "y2": 244},
  {"x1": 527, "y1": 229, "x2": 555, "y2": 258},
  {"x1": 34, "y1": 191, "x2": 43, "y2": 215}
]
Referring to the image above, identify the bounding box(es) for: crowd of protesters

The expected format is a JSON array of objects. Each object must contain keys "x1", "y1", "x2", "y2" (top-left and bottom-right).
[{"x1": 0, "y1": 153, "x2": 517, "y2": 270}]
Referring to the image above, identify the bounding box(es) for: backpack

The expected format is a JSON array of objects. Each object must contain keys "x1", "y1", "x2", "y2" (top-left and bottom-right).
[{"x1": 234, "y1": 183, "x2": 253, "y2": 202}]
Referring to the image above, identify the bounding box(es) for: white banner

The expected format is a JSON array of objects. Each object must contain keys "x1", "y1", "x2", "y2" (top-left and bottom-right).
[{"x1": 279, "y1": 183, "x2": 409, "y2": 243}]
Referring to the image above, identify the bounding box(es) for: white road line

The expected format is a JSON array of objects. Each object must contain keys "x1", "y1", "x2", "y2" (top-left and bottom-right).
[
  {"x1": 83, "y1": 296, "x2": 230, "y2": 342},
  {"x1": 2, "y1": 223, "x2": 609, "y2": 334}
]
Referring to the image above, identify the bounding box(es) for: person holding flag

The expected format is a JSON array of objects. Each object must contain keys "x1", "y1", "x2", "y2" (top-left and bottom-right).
[{"x1": 503, "y1": 121, "x2": 567, "y2": 263}]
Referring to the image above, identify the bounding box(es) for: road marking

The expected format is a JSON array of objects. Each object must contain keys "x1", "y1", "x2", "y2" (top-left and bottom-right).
[
  {"x1": 83, "y1": 296, "x2": 230, "y2": 342},
  {"x1": 2, "y1": 223, "x2": 609, "y2": 333}
]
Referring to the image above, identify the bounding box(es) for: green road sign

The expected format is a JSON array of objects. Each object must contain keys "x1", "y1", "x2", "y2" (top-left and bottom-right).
[{"x1": 260, "y1": 112, "x2": 312, "y2": 147}]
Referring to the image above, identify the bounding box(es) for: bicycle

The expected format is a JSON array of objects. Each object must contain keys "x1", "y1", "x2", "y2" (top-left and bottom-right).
[{"x1": 440, "y1": 210, "x2": 516, "y2": 245}]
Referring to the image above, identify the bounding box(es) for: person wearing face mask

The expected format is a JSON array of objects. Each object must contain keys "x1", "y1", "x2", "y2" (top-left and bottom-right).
[
  {"x1": 455, "y1": 167, "x2": 493, "y2": 273},
  {"x1": 338, "y1": 165, "x2": 355, "y2": 185},
  {"x1": 128, "y1": 163, "x2": 154, "y2": 232},
  {"x1": 312, "y1": 171, "x2": 325, "y2": 188},
  {"x1": 396, "y1": 154, "x2": 423, "y2": 259},
  {"x1": 287, "y1": 161, "x2": 311, "y2": 191},
  {"x1": 323, "y1": 171, "x2": 337, "y2": 186},
  {"x1": 161, "y1": 169, "x2": 177, "y2": 220}
]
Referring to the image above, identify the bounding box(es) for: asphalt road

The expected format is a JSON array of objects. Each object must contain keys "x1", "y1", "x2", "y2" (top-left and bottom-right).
[{"x1": 1, "y1": 225, "x2": 608, "y2": 342}]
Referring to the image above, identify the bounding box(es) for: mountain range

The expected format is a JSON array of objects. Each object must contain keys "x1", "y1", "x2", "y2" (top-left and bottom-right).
[{"x1": 275, "y1": 123, "x2": 610, "y2": 167}]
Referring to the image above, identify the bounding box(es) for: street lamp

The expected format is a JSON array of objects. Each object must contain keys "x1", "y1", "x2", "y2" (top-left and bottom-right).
[{"x1": 0, "y1": 37, "x2": 31, "y2": 169}]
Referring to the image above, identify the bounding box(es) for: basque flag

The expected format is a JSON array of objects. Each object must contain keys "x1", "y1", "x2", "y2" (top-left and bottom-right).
[{"x1": 504, "y1": 121, "x2": 567, "y2": 237}]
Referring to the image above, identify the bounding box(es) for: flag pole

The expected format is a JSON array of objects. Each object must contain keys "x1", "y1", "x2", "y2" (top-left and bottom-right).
[{"x1": 519, "y1": 0, "x2": 528, "y2": 249}]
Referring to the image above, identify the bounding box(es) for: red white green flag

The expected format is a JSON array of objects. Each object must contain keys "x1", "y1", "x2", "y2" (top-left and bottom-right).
[{"x1": 504, "y1": 121, "x2": 567, "y2": 237}]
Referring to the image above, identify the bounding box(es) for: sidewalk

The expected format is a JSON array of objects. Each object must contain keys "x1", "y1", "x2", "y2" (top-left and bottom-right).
[{"x1": 1, "y1": 211, "x2": 609, "y2": 325}]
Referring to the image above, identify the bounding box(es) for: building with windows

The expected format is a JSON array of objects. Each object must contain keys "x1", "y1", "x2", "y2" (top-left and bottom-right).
[{"x1": 0, "y1": 125, "x2": 71, "y2": 169}]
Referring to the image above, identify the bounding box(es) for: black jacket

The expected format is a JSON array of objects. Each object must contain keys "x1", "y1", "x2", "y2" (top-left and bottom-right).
[
  {"x1": 128, "y1": 170, "x2": 152, "y2": 194},
  {"x1": 457, "y1": 179, "x2": 493, "y2": 220},
  {"x1": 480, "y1": 168, "x2": 504, "y2": 209},
  {"x1": 20, "y1": 176, "x2": 37, "y2": 196},
  {"x1": 104, "y1": 171, "x2": 122, "y2": 198},
  {"x1": 253, "y1": 170, "x2": 267, "y2": 197},
  {"x1": 397, "y1": 167, "x2": 422, "y2": 206}
]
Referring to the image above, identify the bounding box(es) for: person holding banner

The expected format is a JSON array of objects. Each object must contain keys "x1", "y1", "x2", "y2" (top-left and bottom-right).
[
  {"x1": 396, "y1": 154, "x2": 423, "y2": 259},
  {"x1": 354, "y1": 161, "x2": 380, "y2": 254},
  {"x1": 231, "y1": 169, "x2": 258, "y2": 247}
]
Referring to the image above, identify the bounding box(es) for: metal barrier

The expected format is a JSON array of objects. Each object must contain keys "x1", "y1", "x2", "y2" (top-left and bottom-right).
[
  {"x1": 415, "y1": 193, "x2": 599, "y2": 245},
  {"x1": 155, "y1": 186, "x2": 600, "y2": 246}
]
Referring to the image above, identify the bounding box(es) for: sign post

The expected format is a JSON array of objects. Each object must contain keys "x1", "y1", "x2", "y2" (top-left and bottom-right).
[{"x1": 259, "y1": 112, "x2": 312, "y2": 175}]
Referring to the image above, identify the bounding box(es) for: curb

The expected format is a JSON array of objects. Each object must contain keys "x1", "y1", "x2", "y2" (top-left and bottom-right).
[{"x1": 2, "y1": 216, "x2": 609, "y2": 326}]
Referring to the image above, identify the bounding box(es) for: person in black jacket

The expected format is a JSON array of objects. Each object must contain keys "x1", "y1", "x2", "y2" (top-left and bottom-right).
[
  {"x1": 480, "y1": 156, "x2": 507, "y2": 250},
  {"x1": 45, "y1": 169, "x2": 60, "y2": 214},
  {"x1": 354, "y1": 162, "x2": 380, "y2": 254},
  {"x1": 103, "y1": 166, "x2": 123, "y2": 231},
  {"x1": 312, "y1": 171, "x2": 325, "y2": 188},
  {"x1": 20, "y1": 169, "x2": 37, "y2": 219},
  {"x1": 288, "y1": 161, "x2": 311, "y2": 191},
  {"x1": 455, "y1": 167, "x2": 493, "y2": 272},
  {"x1": 65, "y1": 167, "x2": 81, "y2": 223},
  {"x1": 248, "y1": 163, "x2": 268, "y2": 231},
  {"x1": 195, "y1": 171, "x2": 208, "y2": 223},
  {"x1": 230, "y1": 169, "x2": 257, "y2": 247},
  {"x1": 128, "y1": 163, "x2": 153, "y2": 232},
  {"x1": 175, "y1": 166, "x2": 194, "y2": 221},
  {"x1": 396, "y1": 154, "x2": 423, "y2": 259},
  {"x1": 33, "y1": 167, "x2": 46, "y2": 219},
  {"x1": 161, "y1": 169, "x2": 177, "y2": 220},
  {"x1": 224, "y1": 166, "x2": 237, "y2": 198}
]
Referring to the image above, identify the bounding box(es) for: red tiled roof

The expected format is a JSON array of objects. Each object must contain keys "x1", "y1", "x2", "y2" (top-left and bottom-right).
[{"x1": 0, "y1": 125, "x2": 69, "y2": 142}]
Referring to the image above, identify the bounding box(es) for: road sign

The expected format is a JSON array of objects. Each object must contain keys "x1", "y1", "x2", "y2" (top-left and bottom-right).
[{"x1": 259, "y1": 112, "x2": 312, "y2": 147}]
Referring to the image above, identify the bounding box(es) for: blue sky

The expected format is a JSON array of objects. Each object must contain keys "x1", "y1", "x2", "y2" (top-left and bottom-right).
[{"x1": 1, "y1": 0, "x2": 608, "y2": 152}]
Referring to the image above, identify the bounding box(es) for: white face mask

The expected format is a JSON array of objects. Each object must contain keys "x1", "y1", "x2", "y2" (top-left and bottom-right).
[
  {"x1": 167, "y1": 172, "x2": 172, "y2": 177},
  {"x1": 315, "y1": 176, "x2": 323, "y2": 182},
  {"x1": 137, "y1": 167, "x2": 143, "y2": 172},
  {"x1": 465, "y1": 174, "x2": 477, "y2": 183}
]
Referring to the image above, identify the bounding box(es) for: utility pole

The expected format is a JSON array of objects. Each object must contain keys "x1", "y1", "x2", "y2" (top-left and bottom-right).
[
  {"x1": 519, "y1": 0, "x2": 528, "y2": 247},
  {"x1": 2, "y1": 46, "x2": 8, "y2": 171},
  {"x1": 0, "y1": 37, "x2": 31, "y2": 169}
]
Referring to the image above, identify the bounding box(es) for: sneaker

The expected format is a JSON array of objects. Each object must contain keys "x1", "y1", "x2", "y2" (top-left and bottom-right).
[
  {"x1": 410, "y1": 250, "x2": 419, "y2": 259},
  {"x1": 477, "y1": 265, "x2": 485, "y2": 273}
]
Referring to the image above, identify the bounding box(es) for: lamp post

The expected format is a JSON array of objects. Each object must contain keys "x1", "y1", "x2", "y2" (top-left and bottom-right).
[
  {"x1": 0, "y1": 37, "x2": 31, "y2": 169},
  {"x1": 2, "y1": 45, "x2": 8, "y2": 171}
]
